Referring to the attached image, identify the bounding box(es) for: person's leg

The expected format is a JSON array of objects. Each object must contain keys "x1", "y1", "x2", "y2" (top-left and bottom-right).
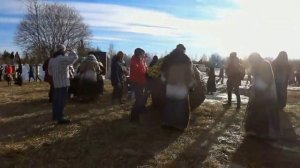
[
  {"x1": 130, "y1": 84, "x2": 144, "y2": 122},
  {"x1": 57, "y1": 87, "x2": 69, "y2": 123},
  {"x1": 234, "y1": 86, "x2": 241, "y2": 109},
  {"x1": 52, "y1": 88, "x2": 58, "y2": 120},
  {"x1": 117, "y1": 84, "x2": 124, "y2": 104},
  {"x1": 226, "y1": 83, "x2": 233, "y2": 106}
]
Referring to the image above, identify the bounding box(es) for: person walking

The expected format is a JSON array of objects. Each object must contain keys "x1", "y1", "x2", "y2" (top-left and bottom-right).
[
  {"x1": 48, "y1": 44, "x2": 78, "y2": 124},
  {"x1": 35, "y1": 64, "x2": 42, "y2": 82},
  {"x1": 28, "y1": 64, "x2": 35, "y2": 82},
  {"x1": 216, "y1": 66, "x2": 224, "y2": 84}
]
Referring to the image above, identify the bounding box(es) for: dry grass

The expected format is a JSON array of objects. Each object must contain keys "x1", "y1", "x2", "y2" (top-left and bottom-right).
[{"x1": 0, "y1": 81, "x2": 299, "y2": 167}]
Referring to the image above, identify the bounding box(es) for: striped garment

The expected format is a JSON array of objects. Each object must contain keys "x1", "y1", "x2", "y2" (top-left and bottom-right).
[{"x1": 48, "y1": 51, "x2": 78, "y2": 88}]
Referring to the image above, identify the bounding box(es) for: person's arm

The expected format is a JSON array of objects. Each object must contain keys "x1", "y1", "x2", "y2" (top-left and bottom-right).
[{"x1": 59, "y1": 50, "x2": 79, "y2": 67}]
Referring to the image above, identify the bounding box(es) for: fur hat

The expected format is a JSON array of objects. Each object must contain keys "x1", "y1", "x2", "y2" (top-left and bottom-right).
[{"x1": 56, "y1": 44, "x2": 66, "y2": 52}]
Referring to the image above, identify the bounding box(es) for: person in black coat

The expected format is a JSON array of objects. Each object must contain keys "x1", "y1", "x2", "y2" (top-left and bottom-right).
[
  {"x1": 111, "y1": 51, "x2": 127, "y2": 104},
  {"x1": 207, "y1": 65, "x2": 216, "y2": 95}
]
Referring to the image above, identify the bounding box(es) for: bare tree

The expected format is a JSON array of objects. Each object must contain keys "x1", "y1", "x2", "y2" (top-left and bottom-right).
[{"x1": 15, "y1": 0, "x2": 91, "y2": 61}]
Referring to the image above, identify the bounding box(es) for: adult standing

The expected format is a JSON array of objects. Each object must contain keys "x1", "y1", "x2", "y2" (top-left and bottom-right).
[
  {"x1": 160, "y1": 44, "x2": 194, "y2": 130},
  {"x1": 77, "y1": 53, "x2": 102, "y2": 101},
  {"x1": 111, "y1": 51, "x2": 127, "y2": 105},
  {"x1": 48, "y1": 44, "x2": 78, "y2": 124},
  {"x1": 206, "y1": 65, "x2": 216, "y2": 95},
  {"x1": 245, "y1": 53, "x2": 280, "y2": 140},
  {"x1": 129, "y1": 48, "x2": 148, "y2": 123},
  {"x1": 43, "y1": 56, "x2": 53, "y2": 102},
  {"x1": 271, "y1": 51, "x2": 291, "y2": 110},
  {"x1": 224, "y1": 52, "x2": 243, "y2": 109}
]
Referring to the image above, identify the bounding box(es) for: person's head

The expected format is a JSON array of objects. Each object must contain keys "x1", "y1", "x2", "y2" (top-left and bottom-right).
[
  {"x1": 57, "y1": 44, "x2": 66, "y2": 52},
  {"x1": 229, "y1": 52, "x2": 237, "y2": 60},
  {"x1": 117, "y1": 51, "x2": 124, "y2": 60},
  {"x1": 134, "y1": 48, "x2": 145, "y2": 58},
  {"x1": 53, "y1": 44, "x2": 66, "y2": 57},
  {"x1": 152, "y1": 55, "x2": 158, "y2": 61},
  {"x1": 277, "y1": 51, "x2": 288, "y2": 63},
  {"x1": 176, "y1": 44, "x2": 186, "y2": 53},
  {"x1": 248, "y1": 52, "x2": 263, "y2": 68}
]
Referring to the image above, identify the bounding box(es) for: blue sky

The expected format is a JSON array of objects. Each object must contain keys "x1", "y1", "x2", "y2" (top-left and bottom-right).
[{"x1": 1, "y1": 0, "x2": 300, "y2": 59}]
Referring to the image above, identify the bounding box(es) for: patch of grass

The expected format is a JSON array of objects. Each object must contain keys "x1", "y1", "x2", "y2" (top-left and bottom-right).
[{"x1": 0, "y1": 81, "x2": 299, "y2": 167}]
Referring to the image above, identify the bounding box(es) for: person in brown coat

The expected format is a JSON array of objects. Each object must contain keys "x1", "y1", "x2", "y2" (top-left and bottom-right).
[
  {"x1": 244, "y1": 52, "x2": 280, "y2": 140},
  {"x1": 160, "y1": 44, "x2": 194, "y2": 130},
  {"x1": 271, "y1": 51, "x2": 291, "y2": 110},
  {"x1": 224, "y1": 52, "x2": 244, "y2": 109}
]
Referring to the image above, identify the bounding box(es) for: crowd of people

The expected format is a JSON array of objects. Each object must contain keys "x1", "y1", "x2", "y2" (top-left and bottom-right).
[{"x1": 0, "y1": 44, "x2": 299, "y2": 141}]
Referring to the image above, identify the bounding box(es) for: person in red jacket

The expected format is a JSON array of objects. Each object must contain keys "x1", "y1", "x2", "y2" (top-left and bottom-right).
[{"x1": 129, "y1": 48, "x2": 148, "y2": 123}]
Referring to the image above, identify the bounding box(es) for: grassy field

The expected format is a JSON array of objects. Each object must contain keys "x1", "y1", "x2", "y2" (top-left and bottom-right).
[{"x1": 0, "y1": 81, "x2": 299, "y2": 167}]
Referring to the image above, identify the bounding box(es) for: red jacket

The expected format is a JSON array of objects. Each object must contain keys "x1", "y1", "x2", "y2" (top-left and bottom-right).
[
  {"x1": 8, "y1": 65, "x2": 14, "y2": 74},
  {"x1": 130, "y1": 55, "x2": 148, "y2": 85}
]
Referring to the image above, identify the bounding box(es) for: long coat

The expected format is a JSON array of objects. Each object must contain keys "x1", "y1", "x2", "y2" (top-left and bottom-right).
[
  {"x1": 272, "y1": 56, "x2": 290, "y2": 110},
  {"x1": 160, "y1": 49, "x2": 193, "y2": 130},
  {"x1": 245, "y1": 59, "x2": 280, "y2": 139}
]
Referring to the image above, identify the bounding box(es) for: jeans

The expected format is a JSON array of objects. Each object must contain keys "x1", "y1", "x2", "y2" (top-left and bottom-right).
[{"x1": 52, "y1": 87, "x2": 68, "y2": 121}]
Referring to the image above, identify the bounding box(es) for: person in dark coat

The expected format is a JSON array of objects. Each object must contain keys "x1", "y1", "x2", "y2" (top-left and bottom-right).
[
  {"x1": 0, "y1": 65, "x2": 3, "y2": 81},
  {"x1": 216, "y1": 66, "x2": 224, "y2": 84},
  {"x1": 111, "y1": 51, "x2": 127, "y2": 105},
  {"x1": 206, "y1": 65, "x2": 216, "y2": 95},
  {"x1": 245, "y1": 52, "x2": 280, "y2": 140},
  {"x1": 160, "y1": 44, "x2": 193, "y2": 130},
  {"x1": 224, "y1": 52, "x2": 243, "y2": 109},
  {"x1": 43, "y1": 57, "x2": 54, "y2": 102},
  {"x1": 28, "y1": 64, "x2": 35, "y2": 82},
  {"x1": 271, "y1": 51, "x2": 291, "y2": 110}
]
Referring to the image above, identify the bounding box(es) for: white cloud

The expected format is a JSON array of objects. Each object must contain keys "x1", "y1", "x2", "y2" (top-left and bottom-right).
[
  {"x1": 1, "y1": 0, "x2": 300, "y2": 59},
  {"x1": 70, "y1": 1, "x2": 300, "y2": 58},
  {"x1": 92, "y1": 36, "x2": 128, "y2": 42}
]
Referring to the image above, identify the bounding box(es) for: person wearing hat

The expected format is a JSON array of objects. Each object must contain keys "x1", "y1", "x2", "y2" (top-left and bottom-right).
[
  {"x1": 76, "y1": 52, "x2": 102, "y2": 101},
  {"x1": 48, "y1": 44, "x2": 78, "y2": 124},
  {"x1": 160, "y1": 44, "x2": 194, "y2": 130},
  {"x1": 129, "y1": 48, "x2": 148, "y2": 123},
  {"x1": 224, "y1": 52, "x2": 244, "y2": 109}
]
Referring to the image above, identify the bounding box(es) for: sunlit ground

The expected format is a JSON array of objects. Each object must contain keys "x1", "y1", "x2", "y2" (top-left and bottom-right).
[{"x1": 0, "y1": 80, "x2": 299, "y2": 167}]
